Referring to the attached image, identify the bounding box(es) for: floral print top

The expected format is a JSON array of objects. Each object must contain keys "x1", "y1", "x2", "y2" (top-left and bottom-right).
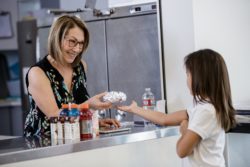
[{"x1": 24, "y1": 56, "x2": 89, "y2": 137}]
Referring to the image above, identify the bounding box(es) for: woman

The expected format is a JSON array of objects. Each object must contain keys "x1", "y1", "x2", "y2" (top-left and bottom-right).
[{"x1": 24, "y1": 15, "x2": 120, "y2": 137}]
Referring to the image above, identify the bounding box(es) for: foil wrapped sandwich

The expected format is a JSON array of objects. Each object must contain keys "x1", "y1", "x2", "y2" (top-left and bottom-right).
[{"x1": 103, "y1": 91, "x2": 127, "y2": 105}]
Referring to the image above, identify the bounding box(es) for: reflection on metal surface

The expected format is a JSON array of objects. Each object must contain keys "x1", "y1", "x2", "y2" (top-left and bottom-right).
[
  {"x1": 115, "y1": 110, "x2": 126, "y2": 121},
  {"x1": 98, "y1": 109, "x2": 107, "y2": 119}
]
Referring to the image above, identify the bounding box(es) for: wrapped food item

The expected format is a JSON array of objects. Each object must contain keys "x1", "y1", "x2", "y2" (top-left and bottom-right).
[{"x1": 103, "y1": 91, "x2": 127, "y2": 104}]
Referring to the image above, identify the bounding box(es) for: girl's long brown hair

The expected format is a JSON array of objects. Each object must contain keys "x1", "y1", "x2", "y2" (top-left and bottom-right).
[{"x1": 184, "y1": 49, "x2": 236, "y2": 131}]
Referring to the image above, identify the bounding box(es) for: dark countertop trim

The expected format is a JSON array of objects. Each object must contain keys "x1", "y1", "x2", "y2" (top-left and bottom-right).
[{"x1": 229, "y1": 123, "x2": 250, "y2": 133}]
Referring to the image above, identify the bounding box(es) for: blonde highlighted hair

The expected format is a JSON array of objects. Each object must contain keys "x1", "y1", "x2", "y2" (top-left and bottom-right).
[{"x1": 47, "y1": 15, "x2": 89, "y2": 67}]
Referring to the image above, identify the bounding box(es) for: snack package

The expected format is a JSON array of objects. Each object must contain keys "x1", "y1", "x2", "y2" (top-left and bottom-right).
[{"x1": 103, "y1": 91, "x2": 127, "y2": 105}]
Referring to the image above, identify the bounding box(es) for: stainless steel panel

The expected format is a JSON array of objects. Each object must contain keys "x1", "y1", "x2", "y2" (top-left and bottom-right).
[
  {"x1": 37, "y1": 27, "x2": 50, "y2": 60},
  {"x1": 225, "y1": 133, "x2": 250, "y2": 167},
  {"x1": 17, "y1": 20, "x2": 37, "y2": 125},
  {"x1": 106, "y1": 14, "x2": 162, "y2": 121},
  {"x1": 0, "y1": 125, "x2": 180, "y2": 165},
  {"x1": 83, "y1": 21, "x2": 109, "y2": 97}
]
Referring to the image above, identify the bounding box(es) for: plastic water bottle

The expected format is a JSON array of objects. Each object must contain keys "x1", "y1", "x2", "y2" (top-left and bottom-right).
[{"x1": 142, "y1": 88, "x2": 156, "y2": 111}]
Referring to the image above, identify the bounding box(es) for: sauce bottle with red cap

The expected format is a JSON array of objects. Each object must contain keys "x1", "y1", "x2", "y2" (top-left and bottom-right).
[{"x1": 79, "y1": 103, "x2": 93, "y2": 139}]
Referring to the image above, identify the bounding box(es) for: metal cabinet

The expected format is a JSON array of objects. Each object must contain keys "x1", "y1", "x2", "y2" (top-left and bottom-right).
[
  {"x1": 82, "y1": 10, "x2": 162, "y2": 121},
  {"x1": 83, "y1": 21, "x2": 109, "y2": 97},
  {"x1": 106, "y1": 14, "x2": 162, "y2": 120},
  {"x1": 38, "y1": 27, "x2": 50, "y2": 59},
  {"x1": 17, "y1": 19, "x2": 37, "y2": 121}
]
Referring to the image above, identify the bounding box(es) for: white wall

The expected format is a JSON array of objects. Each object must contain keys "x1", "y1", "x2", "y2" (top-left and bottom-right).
[
  {"x1": 193, "y1": 0, "x2": 250, "y2": 109},
  {"x1": 161, "y1": 0, "x2": 250, "y2": 112},
  {"x1": 160, "y1": 0, "x2": 194, "y2": 112}
]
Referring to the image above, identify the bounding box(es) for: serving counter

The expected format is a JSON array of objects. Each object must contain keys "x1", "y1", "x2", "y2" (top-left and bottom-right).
[
  {"x1": 1, "y1": 121, "x2": 249, "y2": 167},
  {"x1": 0, "y1": 124, "x2": 181, "y2": 166}
]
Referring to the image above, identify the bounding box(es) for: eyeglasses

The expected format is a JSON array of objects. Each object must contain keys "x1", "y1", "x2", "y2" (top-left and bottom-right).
[{"x1": 64, "y1": 37, "x2": 84, "y2": 50}]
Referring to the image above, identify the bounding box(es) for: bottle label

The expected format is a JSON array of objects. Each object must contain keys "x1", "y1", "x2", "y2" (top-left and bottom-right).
[
  {"x1": 80, "y1": 120, "x2": 93, "y2": 135},
  {"x1": 143, "y1": 99, "x2": 152, "y2": 106},
  {"x1": 92, "y1": 110, "x2": 99, "y2": 137},
  {"x1": 57, "y1": 122, "x2": 64, "y2": 139},
  {"x1": 71, "y1": 122, "x2": 80, "y2": 139},
  {"x1": 64, "y1": 122, "x2": 73, "y2": 139},
  {"x1": 50, "y1": 123, "x2": 58, "y2": 139}
]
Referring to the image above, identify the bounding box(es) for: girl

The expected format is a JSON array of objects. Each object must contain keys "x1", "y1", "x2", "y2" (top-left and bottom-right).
[{"x1": 118, "y1": 49, "x2": 236, "y2": 167}]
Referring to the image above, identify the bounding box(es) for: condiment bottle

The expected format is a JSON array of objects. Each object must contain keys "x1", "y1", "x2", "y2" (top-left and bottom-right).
[
  {"x1": 79, "y1": 103, "x2": 93, "y2": 139},
  {"x1": 70, "y1": 103, "x2": 80, "y2": 139},
  {"x1": 57, "y1": 104, "x2": 68, "y2": 139},
  {"x1": 50, "y1": 116, "x2": 58, "y2": 140},
  {"x1": 64, "y1": 103, "x2": 73, "y2": 139}
]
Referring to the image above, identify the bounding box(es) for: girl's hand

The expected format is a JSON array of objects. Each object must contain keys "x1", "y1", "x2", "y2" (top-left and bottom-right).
[
  {"x1": 117, "y1": 101, "x2": 138, "y2": 113},
  {"x1": 88, "y1": 92, "x2": 112, "y2": 110},
  {"x1": 99, "y1": 118, "x2": 120, "y2": 128},
  {"x1": 180, "y1": 119, "x2": 189, "y2": 135}
]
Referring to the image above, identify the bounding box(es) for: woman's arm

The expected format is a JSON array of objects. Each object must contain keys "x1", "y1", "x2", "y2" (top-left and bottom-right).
[
  {"x1": 80, "y1": 92, "x2": 120, "y2": 127},
  {"x1": 28, "y1": 67, "x2": 61, "y2": 117},
  {"x1": 83, "y1": 92, "x2": 112, "y2": 110}
]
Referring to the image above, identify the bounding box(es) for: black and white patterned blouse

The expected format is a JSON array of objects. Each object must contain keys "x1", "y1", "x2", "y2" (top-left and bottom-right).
[{"x1": 24, "y1": 55, "x2": 89, "y2": 137}]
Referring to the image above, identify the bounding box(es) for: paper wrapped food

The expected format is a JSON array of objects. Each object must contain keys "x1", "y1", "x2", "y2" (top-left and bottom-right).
[{"x1": 103, "y1": 91, "x2": 127, "y2": 104}]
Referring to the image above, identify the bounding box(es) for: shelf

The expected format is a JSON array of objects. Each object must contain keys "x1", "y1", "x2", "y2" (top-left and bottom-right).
[{"x1": 0, "y1": 98, "x2": 21, "y2": 108}]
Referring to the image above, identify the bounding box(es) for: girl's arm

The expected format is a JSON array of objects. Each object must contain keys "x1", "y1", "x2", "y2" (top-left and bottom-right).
[
  {"x1": 118, "y1": 101, "x2": 188, "y2": 126},
  {"x1": 176, "y1": 120, "x2": 201, "y2": 158}
]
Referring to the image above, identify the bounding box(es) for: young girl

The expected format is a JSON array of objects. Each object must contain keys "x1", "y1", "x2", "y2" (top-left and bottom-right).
[{"x1": 118, "y1": 49, "x2": 236, "y2": 167}]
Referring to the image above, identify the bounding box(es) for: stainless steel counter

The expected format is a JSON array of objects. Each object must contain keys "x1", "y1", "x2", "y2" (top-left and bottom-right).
[{"x1": 0, "y1": 124, "x2": 179, "y2": 165}]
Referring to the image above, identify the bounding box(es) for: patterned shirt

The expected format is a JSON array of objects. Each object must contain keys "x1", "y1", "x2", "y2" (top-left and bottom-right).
[{"x1": 24, "y1": 56, "x2": 89, "y2": 137}]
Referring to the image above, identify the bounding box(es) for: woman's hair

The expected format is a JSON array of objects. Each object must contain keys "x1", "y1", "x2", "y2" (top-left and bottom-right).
[
  {"x1": 47, "y1": 15, "x2": 89, "y2": 67},
  {"x1": 184, "y1": 49, "x2": 236, "y2": 131}
]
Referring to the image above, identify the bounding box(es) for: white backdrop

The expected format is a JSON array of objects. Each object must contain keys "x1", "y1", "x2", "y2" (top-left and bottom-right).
[
  {"x1": 193, "y1": 0, "x2": 250, "y2": 109},
  {"x1": 161, "y1": 0, "x2": 250, "y2": 112}
]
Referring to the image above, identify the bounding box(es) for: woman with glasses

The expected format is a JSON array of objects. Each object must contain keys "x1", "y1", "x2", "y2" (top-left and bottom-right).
[{"x1": 24, "y1": 15, "x2": 120, "y2": 137}]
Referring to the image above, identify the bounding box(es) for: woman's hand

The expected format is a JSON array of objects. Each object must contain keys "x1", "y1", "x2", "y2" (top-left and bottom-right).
[
  {"x1": 99, "y1": 118, "x2": 120, "y2": 128},
  {"x1": 88, "y1": 92, "x2": 112, "y2": 110},
  {"x1": 179, "y1": 119, "x2": 189, "y2": 135},
  {"x1": 117, "y1": 101, "x2": 138, "y2": 113}
]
